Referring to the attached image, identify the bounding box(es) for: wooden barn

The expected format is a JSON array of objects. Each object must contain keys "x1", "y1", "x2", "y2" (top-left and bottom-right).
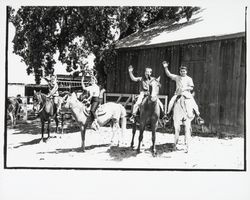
[{"x1": 107, "y1": 7, "x2": 246, "y2": 135}]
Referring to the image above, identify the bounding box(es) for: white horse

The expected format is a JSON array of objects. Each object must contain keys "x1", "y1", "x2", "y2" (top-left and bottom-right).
[
  {"x1": 64, "y1": 92, "x2": 127, "y2": 151},
  {"x1": 173, "y1": 95, "x2": 195, "y2": 153}
]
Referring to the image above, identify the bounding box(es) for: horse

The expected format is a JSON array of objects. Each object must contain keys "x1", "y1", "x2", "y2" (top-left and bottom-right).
[
  {"x1": 64, "y1": 92, "x2": 127, "y2": 152},
  {"x1": 32, "y1": 91, "x2": 63, "y2": 140},
  {"x1": 172, "y1": 95, "x2": 195, "y2": 153},
  {"x1": 7, "y1": 97, "x2": 20, "y2": 127},
  {"x1": 130, "y1": 77, "x2": 161, "y2": 155}
]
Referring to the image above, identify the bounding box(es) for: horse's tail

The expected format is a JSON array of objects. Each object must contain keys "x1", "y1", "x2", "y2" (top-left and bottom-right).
[{"x1": 119, "y1": 104, "x2": 127, "y2": 135}]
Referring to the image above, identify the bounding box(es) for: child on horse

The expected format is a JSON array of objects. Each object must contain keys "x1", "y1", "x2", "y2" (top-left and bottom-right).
[
  {"x1": 81, "y1": 75, "x2": 102, "y2": 130},
  {"x1": 162, "y1": 61, "x2": 204, "y2": 124},
  {"x1": 44, "y1": 72, "x2": 61, "y2": 113},
  {"x1": 128, "y1": 65, "x2": 164, "y2": 123}
]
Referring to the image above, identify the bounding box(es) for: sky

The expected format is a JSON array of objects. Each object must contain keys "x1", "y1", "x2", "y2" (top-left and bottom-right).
[{"x1": 8, "y1": 22, "x2": 95, "y2": 84}]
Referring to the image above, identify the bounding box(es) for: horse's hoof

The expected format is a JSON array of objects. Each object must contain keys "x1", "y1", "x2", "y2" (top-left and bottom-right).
[
  {"x1": 136, "y1": 149, "x2": 141, "y2": 154},
  {"x1": 152, "y1": 152, "x2": 157, "y2": 157}
]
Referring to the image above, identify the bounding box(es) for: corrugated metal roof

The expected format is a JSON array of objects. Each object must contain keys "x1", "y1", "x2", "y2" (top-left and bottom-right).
[{"x1": 116, "y1": 6, "x2": 245, "y2": 49}]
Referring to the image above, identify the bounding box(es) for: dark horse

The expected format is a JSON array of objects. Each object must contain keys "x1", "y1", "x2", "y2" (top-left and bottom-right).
[
  {"x1": 130, "y1": 77, "x2": 162, "y2": 155},
  {"x1": 32, "y1": 91, "x2": 60, "y2": 140}
]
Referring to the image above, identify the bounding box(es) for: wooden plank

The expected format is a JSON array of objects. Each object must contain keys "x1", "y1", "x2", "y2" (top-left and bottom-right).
[
  {"x1": 231, "y1": 38, "x2": 242, "y2": 126},
  {"x1": 237, "y1": 39, "x2": 246, "y2": 128},
  {"x1": 208, "y1": 41, "x2": 221, "y2": 128}
]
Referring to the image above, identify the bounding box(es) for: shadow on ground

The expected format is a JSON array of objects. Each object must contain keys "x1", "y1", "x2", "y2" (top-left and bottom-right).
[
  {"x1": 13, "y1": 138, "x2": 43, "y2": 148},
  {"x1": 107, "y1": 146, "x2": 138, "y2": 161},
  {"x1": 37, "y1": 144, "x2": 111, "y2": 155}
]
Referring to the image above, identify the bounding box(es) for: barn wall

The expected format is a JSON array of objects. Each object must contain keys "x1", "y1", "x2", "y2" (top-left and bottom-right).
[{"x1": 108, "y1": 37, "x2": 246, "y2": 134}]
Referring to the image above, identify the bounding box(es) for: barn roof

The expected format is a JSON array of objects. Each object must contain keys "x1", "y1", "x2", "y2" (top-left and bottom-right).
[{"x1": 116, "y1": 6, "x2": 245, "y2": 49}]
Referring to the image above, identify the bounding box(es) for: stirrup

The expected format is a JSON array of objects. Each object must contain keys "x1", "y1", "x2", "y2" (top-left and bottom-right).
[
  {"x1": 91, "y1": 120, "x2": 99, "y2": 131},
  {"x1": 196, "y1": 116, "x2": 204, "y2": 125},
  {"x1": 129, "y1": 115, "x2": 135, "y2": 123},
  {"x1": 162, "y1": 114, "x2": 171, "y2": 123}
]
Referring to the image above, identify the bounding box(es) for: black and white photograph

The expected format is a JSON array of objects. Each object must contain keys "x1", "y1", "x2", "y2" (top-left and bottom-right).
[
  {"x1": 1, "y1": 1, "x2": 249, "y2": 200},
  {"x1": 4, "y1": 5, "x2": 246, "y2": 170}
]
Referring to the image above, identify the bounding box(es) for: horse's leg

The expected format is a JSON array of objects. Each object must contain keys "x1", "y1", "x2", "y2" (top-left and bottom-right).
[
  {"x1": 54, "y1": 114, "x2": 59, "y2": 134},
  {"x1": 61, "y1": 113, "x2": 64, "y2": 134},
  {"x1": 13, "y1": 114, "x2": 16, "y2": 126},
  {"x1": 184, "y1": 122, "x2": 192, "y2": 153},
  {"x1": 114, "y1": 122, "x2": 121, "y2": 146},
  {"x1": 151, "y1": 120, "x2": 158, "y2": 155},
  {"x1": 47, "y1": 119, "x2": 50, "y2": 139},
  {"x1": 174, "y1": 123, "x2": 180, "y2": 151},
  {"x1": 137, "y1": 122, "x2": 145, "y2": 153},
  {"x1": 130, "y1": 122, "x2": 137, "y2": 148},
  {"x1": 80, "y1": 125, "x2": 87, "y2": 152},
  {"x1": 9, "y1": 113, "x2": 14, "y2": 128},
  {"x1": 41, "y1": 120, "x2": 45, "y2": 140}
]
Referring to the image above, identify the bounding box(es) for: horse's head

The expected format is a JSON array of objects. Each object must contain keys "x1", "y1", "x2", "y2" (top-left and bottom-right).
[
  {"x1": 149, "y1": 77, "x2": 161, "y2": 102},
  {"x1": 64, "y1": 92, "x2": 78, "y2": 109},
  {"x1": 32, "y1": 90, "x2": 43, "y2": 112}
]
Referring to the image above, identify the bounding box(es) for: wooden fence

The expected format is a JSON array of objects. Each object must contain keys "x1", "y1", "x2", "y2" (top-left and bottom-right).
[{"x1": 104, "y1": 93, "x2": 168, "y2": 115}]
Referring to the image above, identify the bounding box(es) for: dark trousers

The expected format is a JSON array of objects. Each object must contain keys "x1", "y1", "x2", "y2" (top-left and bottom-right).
[{"x1": 90, "y1": 97, "x2": 102, "y2": 120}]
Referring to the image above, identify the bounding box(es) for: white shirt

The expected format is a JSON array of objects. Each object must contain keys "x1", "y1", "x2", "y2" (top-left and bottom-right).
[
  {"x1": 169, "y1": 74, "x2": 194, "y2": 95},
  {"x1": 84, "y1": 84, "x2": 100, "y2": 97}
]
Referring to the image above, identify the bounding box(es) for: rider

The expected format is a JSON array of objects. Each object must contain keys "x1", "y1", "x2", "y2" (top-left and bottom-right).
[
  {"x1": 162, "y1": 61, "x2": 204, "y2": 124},
  {"x1": 128, "y1": 65, "x2": 164, "y2": 123},
  {"x1": 44, "y1": 72, "x2": 61, "y2": 113},
  {"x1": 81, "y1": 75, "x2": 101, "y2": 130}
]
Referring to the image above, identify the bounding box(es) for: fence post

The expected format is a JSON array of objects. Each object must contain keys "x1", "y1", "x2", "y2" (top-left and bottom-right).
[
  {"x1": 164, "y1": 95, "x2": 168, "y2": 114},
  {"x1": 104, "y1": 93, "x2": 107, "y2": 104}
]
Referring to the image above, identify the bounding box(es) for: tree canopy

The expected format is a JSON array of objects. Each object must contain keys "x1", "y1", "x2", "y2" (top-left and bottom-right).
[{"x1": 9, "y1": 6, "x2": 199, "y2": 84}]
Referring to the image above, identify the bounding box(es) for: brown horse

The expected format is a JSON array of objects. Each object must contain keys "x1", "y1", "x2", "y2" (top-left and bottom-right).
[
  {"x1": 130, "y1": 77, "x2": 161, "y2": 155},
  {"x1": 32, "y1": 91, "x2": 62, "y2": 140}
]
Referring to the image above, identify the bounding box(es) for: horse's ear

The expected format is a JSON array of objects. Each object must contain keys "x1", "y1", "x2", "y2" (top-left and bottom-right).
[{"x1": 156, "y1": 76, "x2": 161, "y2": 82}]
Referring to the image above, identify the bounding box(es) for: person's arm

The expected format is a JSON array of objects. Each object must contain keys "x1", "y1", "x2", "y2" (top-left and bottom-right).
[
  {"x1": 44, "y1": 76, "x2": 50, "y2": 83},
  {"x1": 181, "y1": 78, "x2": 194, "y2": 93},
  {"x1": 162, "y1": 61, "x2": 177, "y2": 80},
  {"x1": 81, "y1": 76, "x2": 91, "y2": 91},
  {"x1": 48, "y1": 83, "x2": 58, "y2": 96},
  {"x1": 128, "y1": 65, "x2": 141, "y2": 82},
  {"x1": 99, "y1": 88, "x2": 106, "y2": 98},
  {"x1": 187, "y1": 78, "x2": 194, "y2": 91}
]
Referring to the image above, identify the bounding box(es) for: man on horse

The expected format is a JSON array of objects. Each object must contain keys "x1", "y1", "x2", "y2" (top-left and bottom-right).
[
  {"x1": 44, "y1": 72, "x2": 61, "y2": 113},
  {"x1": 128, "y1": 65, "x2": 164, "y2": 123},
  {"x1": 162, "y1": 61, "x2": 204, "y2": 124},
  {"x1": 81, "y1": 75, "x2": 101, "y2": 130}
]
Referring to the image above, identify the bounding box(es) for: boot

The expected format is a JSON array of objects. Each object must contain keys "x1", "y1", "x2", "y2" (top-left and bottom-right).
[
  {"x1": 162, "y1": 112, "x2": 172, "y2": 123},
  {"x1": 91, "y1": 119, "x2": 100, "y2": 131},
  {"x1": 129, "y1": 114, "x2": 136, "y2": 123}
]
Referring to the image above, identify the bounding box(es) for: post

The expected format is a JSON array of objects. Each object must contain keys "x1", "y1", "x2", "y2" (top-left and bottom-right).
[
  {"x1": 164, "y1": 95, "x2": 168, "y2": 114},
  {"x1": 104, "y1": 93, "x2": 107, "y2": 104}
]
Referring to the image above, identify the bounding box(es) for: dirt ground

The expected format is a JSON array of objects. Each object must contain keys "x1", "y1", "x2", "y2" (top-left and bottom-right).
[{"x1": 6, "y1": 118, "x2": 244, "y2": 170}]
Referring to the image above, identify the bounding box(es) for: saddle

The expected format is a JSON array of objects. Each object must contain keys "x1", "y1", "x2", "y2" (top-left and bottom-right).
[{"x1": 83, "y1": 105, "x2": 106, "y2": 117}]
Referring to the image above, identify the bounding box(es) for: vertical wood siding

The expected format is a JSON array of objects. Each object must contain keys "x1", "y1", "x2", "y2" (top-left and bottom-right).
[{"x1": 108, "y1": 37, "x2": 245, "y2": 134}]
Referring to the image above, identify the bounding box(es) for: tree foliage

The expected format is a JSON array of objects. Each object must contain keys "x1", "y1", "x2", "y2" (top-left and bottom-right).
[{"x1": 10, "y1": 6, "x2": 199, "y2": 84}]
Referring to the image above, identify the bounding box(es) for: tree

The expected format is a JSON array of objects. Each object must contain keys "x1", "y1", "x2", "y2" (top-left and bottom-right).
[{"x1": 10, "y1": 6, "x2": 199, "y2": 84}]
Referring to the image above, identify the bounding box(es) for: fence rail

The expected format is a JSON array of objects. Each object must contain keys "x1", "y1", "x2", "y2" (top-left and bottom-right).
[{"x1": 104, "y1": 93, "x2": 168, "y2": 114}]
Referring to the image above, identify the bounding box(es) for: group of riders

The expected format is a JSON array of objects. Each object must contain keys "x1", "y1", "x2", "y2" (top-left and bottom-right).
[{"x1": 43, "y1": 60, "x2": 204, "y2": 130}]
